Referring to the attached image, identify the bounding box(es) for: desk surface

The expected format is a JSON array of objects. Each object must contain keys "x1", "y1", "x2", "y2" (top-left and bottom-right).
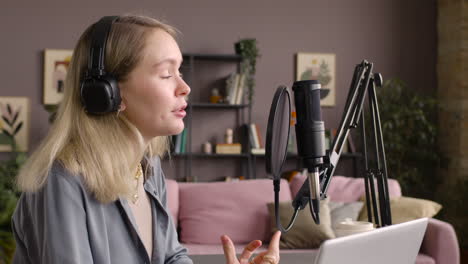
[{"x1": 190, "y1": 252, "x2": 318, "y2": 264}]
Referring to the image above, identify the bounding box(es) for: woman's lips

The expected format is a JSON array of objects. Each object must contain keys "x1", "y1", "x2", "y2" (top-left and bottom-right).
[
  {"x1": 173, "y1": 104, "x2": 187, "y2": 118},
  {"x1": 173, "y1": 109, "x2": 186, "y2": 118}
]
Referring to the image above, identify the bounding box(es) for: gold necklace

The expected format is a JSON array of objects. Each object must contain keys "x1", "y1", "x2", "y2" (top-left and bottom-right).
[{"x1": 132, "y1": 163, "x2": 143, "y2": 204}]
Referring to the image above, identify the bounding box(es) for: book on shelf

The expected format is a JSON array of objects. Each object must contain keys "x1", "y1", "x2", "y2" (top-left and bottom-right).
[
  {"x1": 173, "y1": 129, "x2": 187, "y2": 154},
  {"x1": 224, "y1": 73, "x2": 247, "y2": 105},
  {"x1": 287, "y1": 128, "x2": 297, "y2": 154},
  {"x1": 224, "y1": 73, "x2": 239, "y2": 105},
  {"x1": 251, "y1": 148, "x2": 265, "y2": 155},
  {"x1": 235, "y1": 73, "x2": 246, "y2": 105},
  {"x1": 330, "y1": 128, "x2": 353, "y2": 153},
  {"x1": 247, "y1": 123, "x2": 265, "y2": 155},
  {"x1": 215, "y1": 143, "x2": 242, "y2": 154},
  {"x1": 347, "y1": 133, "x2": 356, "y2": 153},
  {"x1": 287, "y1": 111, "x2": 297, "y2": 154},
  {"x1": 170, "y1": 135, "x2": 177, "y2": 153},
  {"x1": 224, "y1": 176, "x2": 245, "y2": 182},
  {"x1": 254, "y1": 123, "x2": 263, "y2": 148},
  {"x1": 249, "y1": 123, "x2": 260, "y2": 149},
  {"x1": 240, "y1": 124, "x2": 251, "y2": 153},
  {"x1": 181, "y1": 129, "x2": 187, "y2": 153},
  {"x1": 174, "y1": 131, "x2": 182, "y2": 154}
]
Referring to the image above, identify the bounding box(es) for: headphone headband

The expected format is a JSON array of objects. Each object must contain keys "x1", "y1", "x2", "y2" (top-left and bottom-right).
[
  {"x1": 86, "y1": 16, "x2": 118, "y2": 77},
  {"x1": 80, "y1": 16, "x2": 121, "y2": 115}
]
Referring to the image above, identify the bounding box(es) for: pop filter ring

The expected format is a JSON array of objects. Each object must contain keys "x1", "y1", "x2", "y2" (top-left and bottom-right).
[
  {"x1": 265, "y1": 86, "x2": 300, "y2": 232},
  {"x1": 265, "y1": 86, "x2": 290, "y2": 177}
]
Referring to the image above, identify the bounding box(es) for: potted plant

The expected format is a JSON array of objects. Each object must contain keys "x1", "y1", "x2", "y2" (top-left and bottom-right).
[
  {"x1": 374, "y1": 78, "x2": 468, "y2": 253},
  {"x1": 234, "y1": 38, "x2": 260, "y2": 104},
  {"x1": 369, "y1": 78, "x2": 439, "y2": 200},
  {"x1": 44, "y1": 104, "x2": 59, "y2": 123},
  {"x1": 0, "y1": 137, "x2": 26, "y2": 264}
]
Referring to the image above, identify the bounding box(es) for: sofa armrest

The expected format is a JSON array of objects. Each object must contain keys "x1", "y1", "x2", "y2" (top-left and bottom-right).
[{"x1": 420, "y1": 218, "x2": 460, "y2": 264}]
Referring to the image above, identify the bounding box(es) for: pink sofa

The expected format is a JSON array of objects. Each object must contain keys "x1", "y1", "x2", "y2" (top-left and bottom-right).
[{"x1": 165, "y1": 175, "x2": 460, "y2": 264}]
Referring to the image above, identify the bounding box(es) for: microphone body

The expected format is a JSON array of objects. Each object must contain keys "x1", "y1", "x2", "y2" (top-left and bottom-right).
[
  {"x1": 292, "y1": 80, "x2": 326, "y2": 170},
  {"x1": 292, "y1": 80, "x2": 326, "y2": 223}
]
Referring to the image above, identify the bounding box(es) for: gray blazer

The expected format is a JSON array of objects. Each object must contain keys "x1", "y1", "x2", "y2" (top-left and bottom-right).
[{"x1": 11, "y1": 157, "x2": 193, "y2": 264}]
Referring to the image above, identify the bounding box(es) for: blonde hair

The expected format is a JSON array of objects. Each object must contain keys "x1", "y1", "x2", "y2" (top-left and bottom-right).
[{"x1": 17, "y1": 15, "x2": 178, "y2": 203}]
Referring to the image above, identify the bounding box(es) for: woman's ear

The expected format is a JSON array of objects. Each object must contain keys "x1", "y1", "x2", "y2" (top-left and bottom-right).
[
  {"x1": 118, "y1": 82, "x2": 127, "y2": 112},
  {"x1": 119, "y1": 98, "x2": 127, "y2": 112}
]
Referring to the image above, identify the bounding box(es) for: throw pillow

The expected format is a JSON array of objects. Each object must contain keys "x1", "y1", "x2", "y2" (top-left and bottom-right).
[
  {"x1": 328, "y1": 201, "x2": 364, "y2": 232},
  {"x1": 178, "y1": 179, "x2": 292, "y2": 244},
  {"x1": 358, "y1": 196, "x2": 442, "y2": 224},
  {"x1": 267, "y1": 198, "x2": 335, "y2": 249}
]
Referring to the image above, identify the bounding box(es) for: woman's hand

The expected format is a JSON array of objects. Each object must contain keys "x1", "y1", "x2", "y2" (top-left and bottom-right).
[{"x1": 221, "y1": 231, "x2": 281, "y2": 264}]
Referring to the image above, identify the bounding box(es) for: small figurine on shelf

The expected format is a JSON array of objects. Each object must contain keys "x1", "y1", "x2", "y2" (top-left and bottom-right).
[
  {"x1": 225, "y1": 128, "x2": 233, "y2": 144},
  {"x1": 216, "y1": 128, "x2": 242, "y2": 154},
  {"x1": 210, "y1": 88, "x2": 222, "y2": 103},
  {"x1": 202, "y1": 142, "x2": 212, "y2": 154}
]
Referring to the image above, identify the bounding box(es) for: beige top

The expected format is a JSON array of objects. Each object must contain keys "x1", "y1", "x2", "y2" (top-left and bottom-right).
[{"x1": 128, "y1": 175, "x2": 154, "y2": 259}]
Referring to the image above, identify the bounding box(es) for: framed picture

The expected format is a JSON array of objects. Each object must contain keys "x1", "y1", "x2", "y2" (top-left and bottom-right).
[
  {"x1": 0, "y1": 97, "x2": 30, "y2": 152},
  {"x1": 43, "y1": 49, "x2": 73, "y2": 105},
  {"x1": 296, "y1": 53, "x2": 336, "y2": 107}
]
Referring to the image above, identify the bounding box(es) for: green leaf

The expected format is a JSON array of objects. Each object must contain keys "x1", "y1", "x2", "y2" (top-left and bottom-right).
[
  {"x1": 13, "y1": 122, "x2": 23, "y2": 136},
  {"x1": 0, "y1": 133, "x2": 13, "y2": 146},
  {"x1": 1, "y1": 130, "x2": 12, "y2": 138},
  {"x1": 11, "y1": 111, "x2": 19, "y2": 126},
  {"x1": 2, "y1": 116, "x2": 12, "y2": 127},
  {"x1": 0, "y1": 229, "x2": 15, "y2": 264},
  {"x1": 6, "y1": 104, "x2": 12, "y2": 116}
]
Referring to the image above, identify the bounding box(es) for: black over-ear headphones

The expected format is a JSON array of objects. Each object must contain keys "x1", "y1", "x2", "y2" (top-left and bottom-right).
[{"x1": 80, "y1": 16, "x2": 121, "y2": 115}]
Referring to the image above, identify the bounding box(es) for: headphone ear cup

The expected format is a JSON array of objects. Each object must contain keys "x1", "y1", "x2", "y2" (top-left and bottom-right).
[{"x1": 80, "y1": 75, "x2": 121, "y2": 114}]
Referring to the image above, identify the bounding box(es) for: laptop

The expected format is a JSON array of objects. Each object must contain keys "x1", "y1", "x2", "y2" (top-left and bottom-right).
[
  {"x1": 314, "y1": 218, "x2": 428, "y2": 264},
  {"x1": 190, "y1": 218, "x2": 428, "y2": 264}
]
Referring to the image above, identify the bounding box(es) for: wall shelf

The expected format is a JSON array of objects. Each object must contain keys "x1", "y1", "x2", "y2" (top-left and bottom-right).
[
  {"x1": 189, "y1": 103, "x2": 249, "y2": 109},
  {"x1": 183, "y1": 53, "x2": 242, "y2": 62},
  {"x1": 173, "y1": 153, "x2": 250, "y2": 158},
  {"x1": 251, "y1": 152, "x2": 363, "y2": 178},
  {"x1": 173, "y1": 52, "x2": 253, "y2": 182}
]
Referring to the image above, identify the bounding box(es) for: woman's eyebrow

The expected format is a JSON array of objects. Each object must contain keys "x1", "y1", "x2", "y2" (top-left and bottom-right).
[{"x1": 153, "y1": 58, "x2": 183, "y2": 67}]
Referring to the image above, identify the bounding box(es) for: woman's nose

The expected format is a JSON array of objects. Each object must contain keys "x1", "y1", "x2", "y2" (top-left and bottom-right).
[{"x1": 177, "y1": 78, "x2": 191, "y2": 97}]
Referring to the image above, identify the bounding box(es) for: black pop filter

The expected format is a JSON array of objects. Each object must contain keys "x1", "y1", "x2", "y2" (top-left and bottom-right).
[
  {"x1": 266, "y1": 86, "x2": 291, "y2": 181},
  {"x1": 266, "y1": 86, "x2": 299, "y2": 232}
]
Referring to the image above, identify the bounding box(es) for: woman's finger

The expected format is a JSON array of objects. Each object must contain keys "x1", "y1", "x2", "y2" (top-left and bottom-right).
[
  {"x1": 261, "y1": 231, "x2": 281, "y2": 264},
  {"x1": 251, "y1": 251, "x2": 268, "y2": 264},
  {"x1": 268, "y1": 231, "x2": 281, "y2": 253},
  {"x1": 238, "y1": 240, "x2": 262, "y2": 264},
  {"x1": 221, "y1": 235, "x2": 238, "y2": 264}
]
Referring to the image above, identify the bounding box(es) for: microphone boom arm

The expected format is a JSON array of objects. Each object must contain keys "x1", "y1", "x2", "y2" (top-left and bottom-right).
[{"x1": 293, "y1": 60, "x2": 392, "y2": 227}]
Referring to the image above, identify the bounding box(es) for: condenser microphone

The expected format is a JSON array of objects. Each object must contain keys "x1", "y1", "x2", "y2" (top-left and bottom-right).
[
  {"x1": 292, "y1": 80, "x2": 326, "y2": 167},
  {"x1": 292, "y1": 80, "x2": 326, "y2": 224}
]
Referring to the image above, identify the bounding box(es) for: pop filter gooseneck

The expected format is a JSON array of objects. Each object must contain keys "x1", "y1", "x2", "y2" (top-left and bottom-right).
[{"x1": 265, "y1": 86, "x2": 299, "y2": 232}]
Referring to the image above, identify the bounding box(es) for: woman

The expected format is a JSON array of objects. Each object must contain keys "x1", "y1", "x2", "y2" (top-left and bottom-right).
[{"x1": 12, "y1": 15, "x2": 280, "y2": 264}]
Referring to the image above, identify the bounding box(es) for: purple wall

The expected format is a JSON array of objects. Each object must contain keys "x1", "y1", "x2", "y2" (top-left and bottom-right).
[{"x1": 0, "y1": 0, "x2": 436, "y2": 180}]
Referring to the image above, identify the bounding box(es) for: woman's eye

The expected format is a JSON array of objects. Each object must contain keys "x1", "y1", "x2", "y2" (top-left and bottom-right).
[
  {"x1": 159, "y1": 69, "x2": 171, "y2": 79},
  {"x1": 159, "y1": 69, "x2": 182, "y2": 79}
]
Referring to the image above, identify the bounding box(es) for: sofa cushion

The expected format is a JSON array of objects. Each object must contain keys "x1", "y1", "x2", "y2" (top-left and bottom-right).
[
  {"x1": 329, "y1": 201, "x2": 364, "y2": 231},
  {"x1": 358, "y1": 196, "x2": 442, "y2": 224},
  {"x1": 289, "y1": 174, "x2": 402, "y2": 203},
  {"x1": 415, "y1": 253, "x2": 436, "y2": 264},
  {"x1": 165, "y1": 179, "x2": 179, "y2": 227},
  {"x1": 178, "y1": 179, "x2": 292, "y2": 244},
  {"x1": 267, "y1": 198, "x2": 335, "y2": 249}
]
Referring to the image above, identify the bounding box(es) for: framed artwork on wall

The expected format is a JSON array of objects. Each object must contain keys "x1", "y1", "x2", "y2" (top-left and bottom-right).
[
  {"x1": 296, "y1": 53, "x2": 336, "y2": 107},
  {"x1": 43, "y1": 49, "x2": 73, "y2": 105},
  {"x1": 0, "y1": 96, "x2": 30, "y2": 152}
]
